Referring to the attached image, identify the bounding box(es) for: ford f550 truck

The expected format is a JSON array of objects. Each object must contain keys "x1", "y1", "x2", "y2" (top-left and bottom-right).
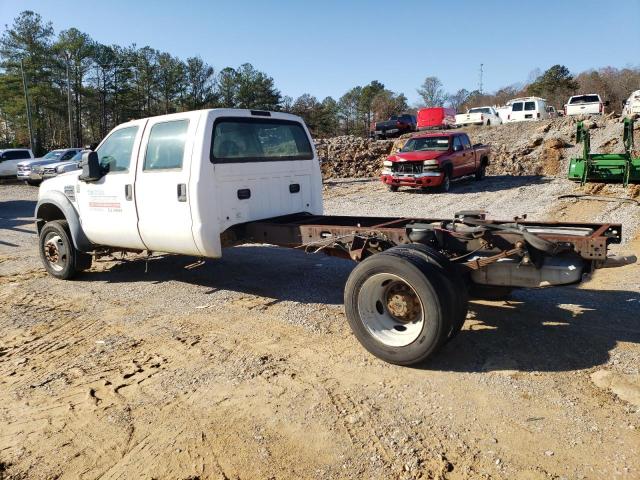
[
  {"x1": 36, "y1": 109, "x2": 635, "y2": 366},
  {"x1": 381, "y1": 131, "x2": 490, "y2": 192}
]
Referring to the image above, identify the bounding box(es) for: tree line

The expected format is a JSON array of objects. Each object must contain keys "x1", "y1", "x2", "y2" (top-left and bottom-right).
[{"x1": 1, "y1": 11, "x2": 638, "y2": 153}]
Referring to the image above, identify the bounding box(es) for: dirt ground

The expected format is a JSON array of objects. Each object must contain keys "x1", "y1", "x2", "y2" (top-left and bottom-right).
[{"x1": 1, "y1": 178, "x2": 639, "y2": 480}]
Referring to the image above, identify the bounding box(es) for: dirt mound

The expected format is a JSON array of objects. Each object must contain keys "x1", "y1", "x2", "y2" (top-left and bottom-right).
[
  {"x1": 316, "y1": 115, "x2": 639, "y2": 179},
  {"x1": 315, "y1": 136, "x2": 394, "y2": 178}
]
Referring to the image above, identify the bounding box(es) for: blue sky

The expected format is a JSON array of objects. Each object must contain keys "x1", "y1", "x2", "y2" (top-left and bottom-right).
[{"x1": 1, "y1": 0, "x2": 639, "y2": 104}]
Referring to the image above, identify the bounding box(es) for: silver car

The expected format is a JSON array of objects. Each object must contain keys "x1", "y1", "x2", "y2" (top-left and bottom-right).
[
  {"x1": 17, "y1": 148, "x2": 82, "y2": 185},
  {"x1": 42, "y1": 150, "x2": 88, "y2": 179}
]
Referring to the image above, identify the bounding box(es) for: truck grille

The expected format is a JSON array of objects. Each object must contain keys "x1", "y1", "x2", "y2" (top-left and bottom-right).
[{"x1": 392, "y1": 162, "x2": 422, "y2": 174}]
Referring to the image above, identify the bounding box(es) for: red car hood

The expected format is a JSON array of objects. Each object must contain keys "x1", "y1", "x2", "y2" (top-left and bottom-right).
[{"x1": 389, "y1": 151, "x2": 445, "y2": 163}]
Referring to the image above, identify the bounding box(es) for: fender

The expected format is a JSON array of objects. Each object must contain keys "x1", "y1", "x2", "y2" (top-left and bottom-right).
[{"x1": 35, "y1": 190, "x2": 93, "y2": 252}]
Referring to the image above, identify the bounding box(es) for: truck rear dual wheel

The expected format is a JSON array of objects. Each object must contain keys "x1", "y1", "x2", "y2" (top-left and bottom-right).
[
  {"x1": 344, "y1": 246, "x2": 460, "y2": 365},
  {"x1": 384, "y1": 244, "x2": 469, "y2": 341},
  {"x1": 38, "y1": 220, "x2": 92, "y2": 280}
]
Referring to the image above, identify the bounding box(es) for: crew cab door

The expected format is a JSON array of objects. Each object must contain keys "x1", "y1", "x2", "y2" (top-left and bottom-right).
[
  {"x1": 134, "y1": 114, "x2": 201, "y2": 255},
  {"x1": 76, "y1": 120, "x2": 147, "y2": 249}
]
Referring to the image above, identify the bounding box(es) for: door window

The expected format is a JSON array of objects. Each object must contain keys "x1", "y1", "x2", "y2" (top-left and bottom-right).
[
  {"x1": 453, "y1": 136, "x2": 463, "y2": 151},
  {"x1": 60, "y1": 150, "x2": 77, "y2": 161},
  {"x1": 524, "y1": 101, "x2": 536, "y2": 111},
  {"x1": 460, "y1": 134, "x2": 471, "y2": 150},
  {"x1": 511, "y1": 102, "x2": 523, "y2": 112},
  {"x1": 96, "y1": 126, "x2": 139, "y2": 172},
  {"x1": 144, "y1": 120, "x2": 189, "y2": 170}
]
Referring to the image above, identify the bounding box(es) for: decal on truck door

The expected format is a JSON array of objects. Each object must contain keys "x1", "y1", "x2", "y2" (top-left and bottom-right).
[{"x1": 86, "y1": 188, "x2": 122, "y2": 212}]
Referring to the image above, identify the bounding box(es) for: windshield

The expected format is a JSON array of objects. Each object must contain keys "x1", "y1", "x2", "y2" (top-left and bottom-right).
[
  {"x1": 570, "y1": 95, "x2": 600, "y2": 104},
  {"x1": 469, "y1": 108, "x2": 491, "y2": 114},
  {"x1": 400, "y1": 136, "x2": 450, "y2": 152},
  {"x1": 43, "y1": 150, "x2": 63, "y2": 160}
]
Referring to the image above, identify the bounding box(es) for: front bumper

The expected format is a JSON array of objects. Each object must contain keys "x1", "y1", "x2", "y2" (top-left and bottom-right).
[
  {"x1": 29, "y1": 170, "x2": 44, "y2": 181},
  {"x1": 16, "y1": 170, "x2": 31, "y2": 180},
  {"x1": 380, "y1": 171, "x2": 444, "y2": 187}
]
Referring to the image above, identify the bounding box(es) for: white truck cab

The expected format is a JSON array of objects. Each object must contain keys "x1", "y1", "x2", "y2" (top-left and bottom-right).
[{"x1": 37, "y1": 109, "x2": 322, "y2": 263}]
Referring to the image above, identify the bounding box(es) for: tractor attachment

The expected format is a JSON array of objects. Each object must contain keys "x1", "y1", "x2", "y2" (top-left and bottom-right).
[{"x1": 568, "y1": 117, "x2": 640, "y2": 186}]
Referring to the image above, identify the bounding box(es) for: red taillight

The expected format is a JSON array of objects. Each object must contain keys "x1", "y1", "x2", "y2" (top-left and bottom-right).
[
  {"x1": 508, "y1": 114, "x2": 510, "y2": 120},
  {"x1": 564, "y1": 106, "x2": 567, "y2": 116},
  {"x1": 537, "y1": 112, "x2": 540, "y2": 118},
  {"x1": 480, "y1": 114, "x2": 484, "y2": 120},
  {"x1": 599, "y1": 103, "x2": 603, "y2": 113}
]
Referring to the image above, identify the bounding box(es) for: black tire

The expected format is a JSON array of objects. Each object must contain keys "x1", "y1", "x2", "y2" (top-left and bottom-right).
[
  {"x1": 475, "y1": 161, "x2": 487, "y2": 181},
  {"x1": 388, "y1": 185, "x2": 399, "y2": 192},
  {"x1": 38, "y1": 220, "x2": 91, "y2": 279},
  {"x1": 26, "y1": 180, "x2": 41, "y2": 187},
  {"x1": 385, "y1": 244, "x2": 469, "y2": 341},
  {"x1": 439, "y1": 169, "x2": 452, "y2": 192},
  {"x1": 486, "y1": 120, "x2": 491, "y2": 126},
  {"x1": 468, "y1": 284, "x2": 513, "y2": 300},
  {"x1": 344, "y1": 249, "x2": 454, "y2": 365}
]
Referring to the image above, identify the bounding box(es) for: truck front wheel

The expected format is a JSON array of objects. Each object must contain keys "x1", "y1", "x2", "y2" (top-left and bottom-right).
[
  {"x1": 344, "y1": 250, "x2": 454, "y2": 365},
  {"x1": 39, "y1": 220, "x2": 91, "y2": 280}
]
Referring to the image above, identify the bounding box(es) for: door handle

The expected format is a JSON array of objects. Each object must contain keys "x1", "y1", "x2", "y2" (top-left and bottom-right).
[
  {"x1": 177, "y1": 183, "x2": 187, "y2": 202},
  {"x1": 125, "y1": 184, "x2": 132, "y2": 201}
]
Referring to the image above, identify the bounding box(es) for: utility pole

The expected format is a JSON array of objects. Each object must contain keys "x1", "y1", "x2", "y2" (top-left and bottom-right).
[
  {"x1": 66, "y1": 57, "x2": 74, "y2": 147},
  {"x1": 20, "y1": 58, "x2": 35, "y2": 151},
  {"x1": 479, "y1": 63, "x2": 484, "y2": 95}
]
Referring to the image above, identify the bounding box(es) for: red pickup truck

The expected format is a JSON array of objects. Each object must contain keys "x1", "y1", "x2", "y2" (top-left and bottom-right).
[{"x1": 380, "y1": 131, "x2": 490, "y2": 192}]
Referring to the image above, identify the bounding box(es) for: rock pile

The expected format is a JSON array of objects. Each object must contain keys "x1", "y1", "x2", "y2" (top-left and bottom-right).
[
  {"x1": 315, "y1": 136, "x2": 394, "y2": 178},
  {"x1": 315, "y1": 115, "x2": 639, "y2": 179}
]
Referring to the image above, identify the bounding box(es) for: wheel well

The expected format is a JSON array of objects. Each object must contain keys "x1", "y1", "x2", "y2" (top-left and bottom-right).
[
  {"x1": 36, "y1": 203, "x2": 66, "y2": 233},
  {"x1": 481, "y1": 156, "x2": 489, "y2": 166}
]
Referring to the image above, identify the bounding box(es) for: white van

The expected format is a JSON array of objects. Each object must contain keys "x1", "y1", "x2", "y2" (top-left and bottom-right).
[
  {"x1": 623, "y1": 90, "x2": 640, "y2": 117},
  {"x1": 505, "y1": 97, "x2": 549, "y2": 123}
]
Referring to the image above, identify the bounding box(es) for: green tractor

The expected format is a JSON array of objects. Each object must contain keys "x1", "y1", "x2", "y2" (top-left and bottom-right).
[{"x1": 568, "y1": 117, "x2": 640, "y2": 186}]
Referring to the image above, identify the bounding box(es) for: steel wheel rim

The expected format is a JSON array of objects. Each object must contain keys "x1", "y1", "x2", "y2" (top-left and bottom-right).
[
  {"x1": 358, "y1": 273, "x2": 425, "y2": 347},
  {"x1": 43, "y1": 232, "x2": 68, "y2": 272}
]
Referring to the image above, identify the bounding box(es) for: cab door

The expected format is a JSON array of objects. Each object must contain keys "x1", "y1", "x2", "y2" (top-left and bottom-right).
[
  {"x1": 450, "y1": 136, "x2": 467, "y2": 177},
  {"x1": 459, "y1": 134, "x2": 476, "y2": 173},
  {"x1": 134, "y1": 114, "x2": 200, "y2": 255},
  {"x1": 76, "y1": 120, "x2": 147, "y2": 250}
]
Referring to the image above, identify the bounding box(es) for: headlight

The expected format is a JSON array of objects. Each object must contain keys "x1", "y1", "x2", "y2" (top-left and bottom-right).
[
  {"x1": 383, "y1": 160, "x2": 393, "y2": 167},
  {"x1": 423, "y1": 159, "x2": 440, "y2": 172}
]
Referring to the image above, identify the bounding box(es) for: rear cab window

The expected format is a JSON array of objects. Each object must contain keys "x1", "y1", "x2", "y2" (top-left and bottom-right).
[
  {"x1": 570, "y1": 95, "x2": 600, "y2": 104},
  {"x1": 211, "y1": 118, "x2": 313, "y2": 163}
]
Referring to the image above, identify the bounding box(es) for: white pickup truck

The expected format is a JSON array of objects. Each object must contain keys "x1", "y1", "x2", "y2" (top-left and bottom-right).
[
  {"x1": 564, "y1": 94, "x2": 607, "y2": 116},
  {"x1": 35, "y1": 109, "x2": 634, "y2": 365},
  {"x1": 455, "y1": 106, "x2": 502, "y2": 127}
]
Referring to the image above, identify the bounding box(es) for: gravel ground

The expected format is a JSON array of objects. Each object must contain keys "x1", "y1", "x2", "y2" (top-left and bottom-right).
[{"x1": 1, "y1": 178, "x2": 639, "y2": 479}]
